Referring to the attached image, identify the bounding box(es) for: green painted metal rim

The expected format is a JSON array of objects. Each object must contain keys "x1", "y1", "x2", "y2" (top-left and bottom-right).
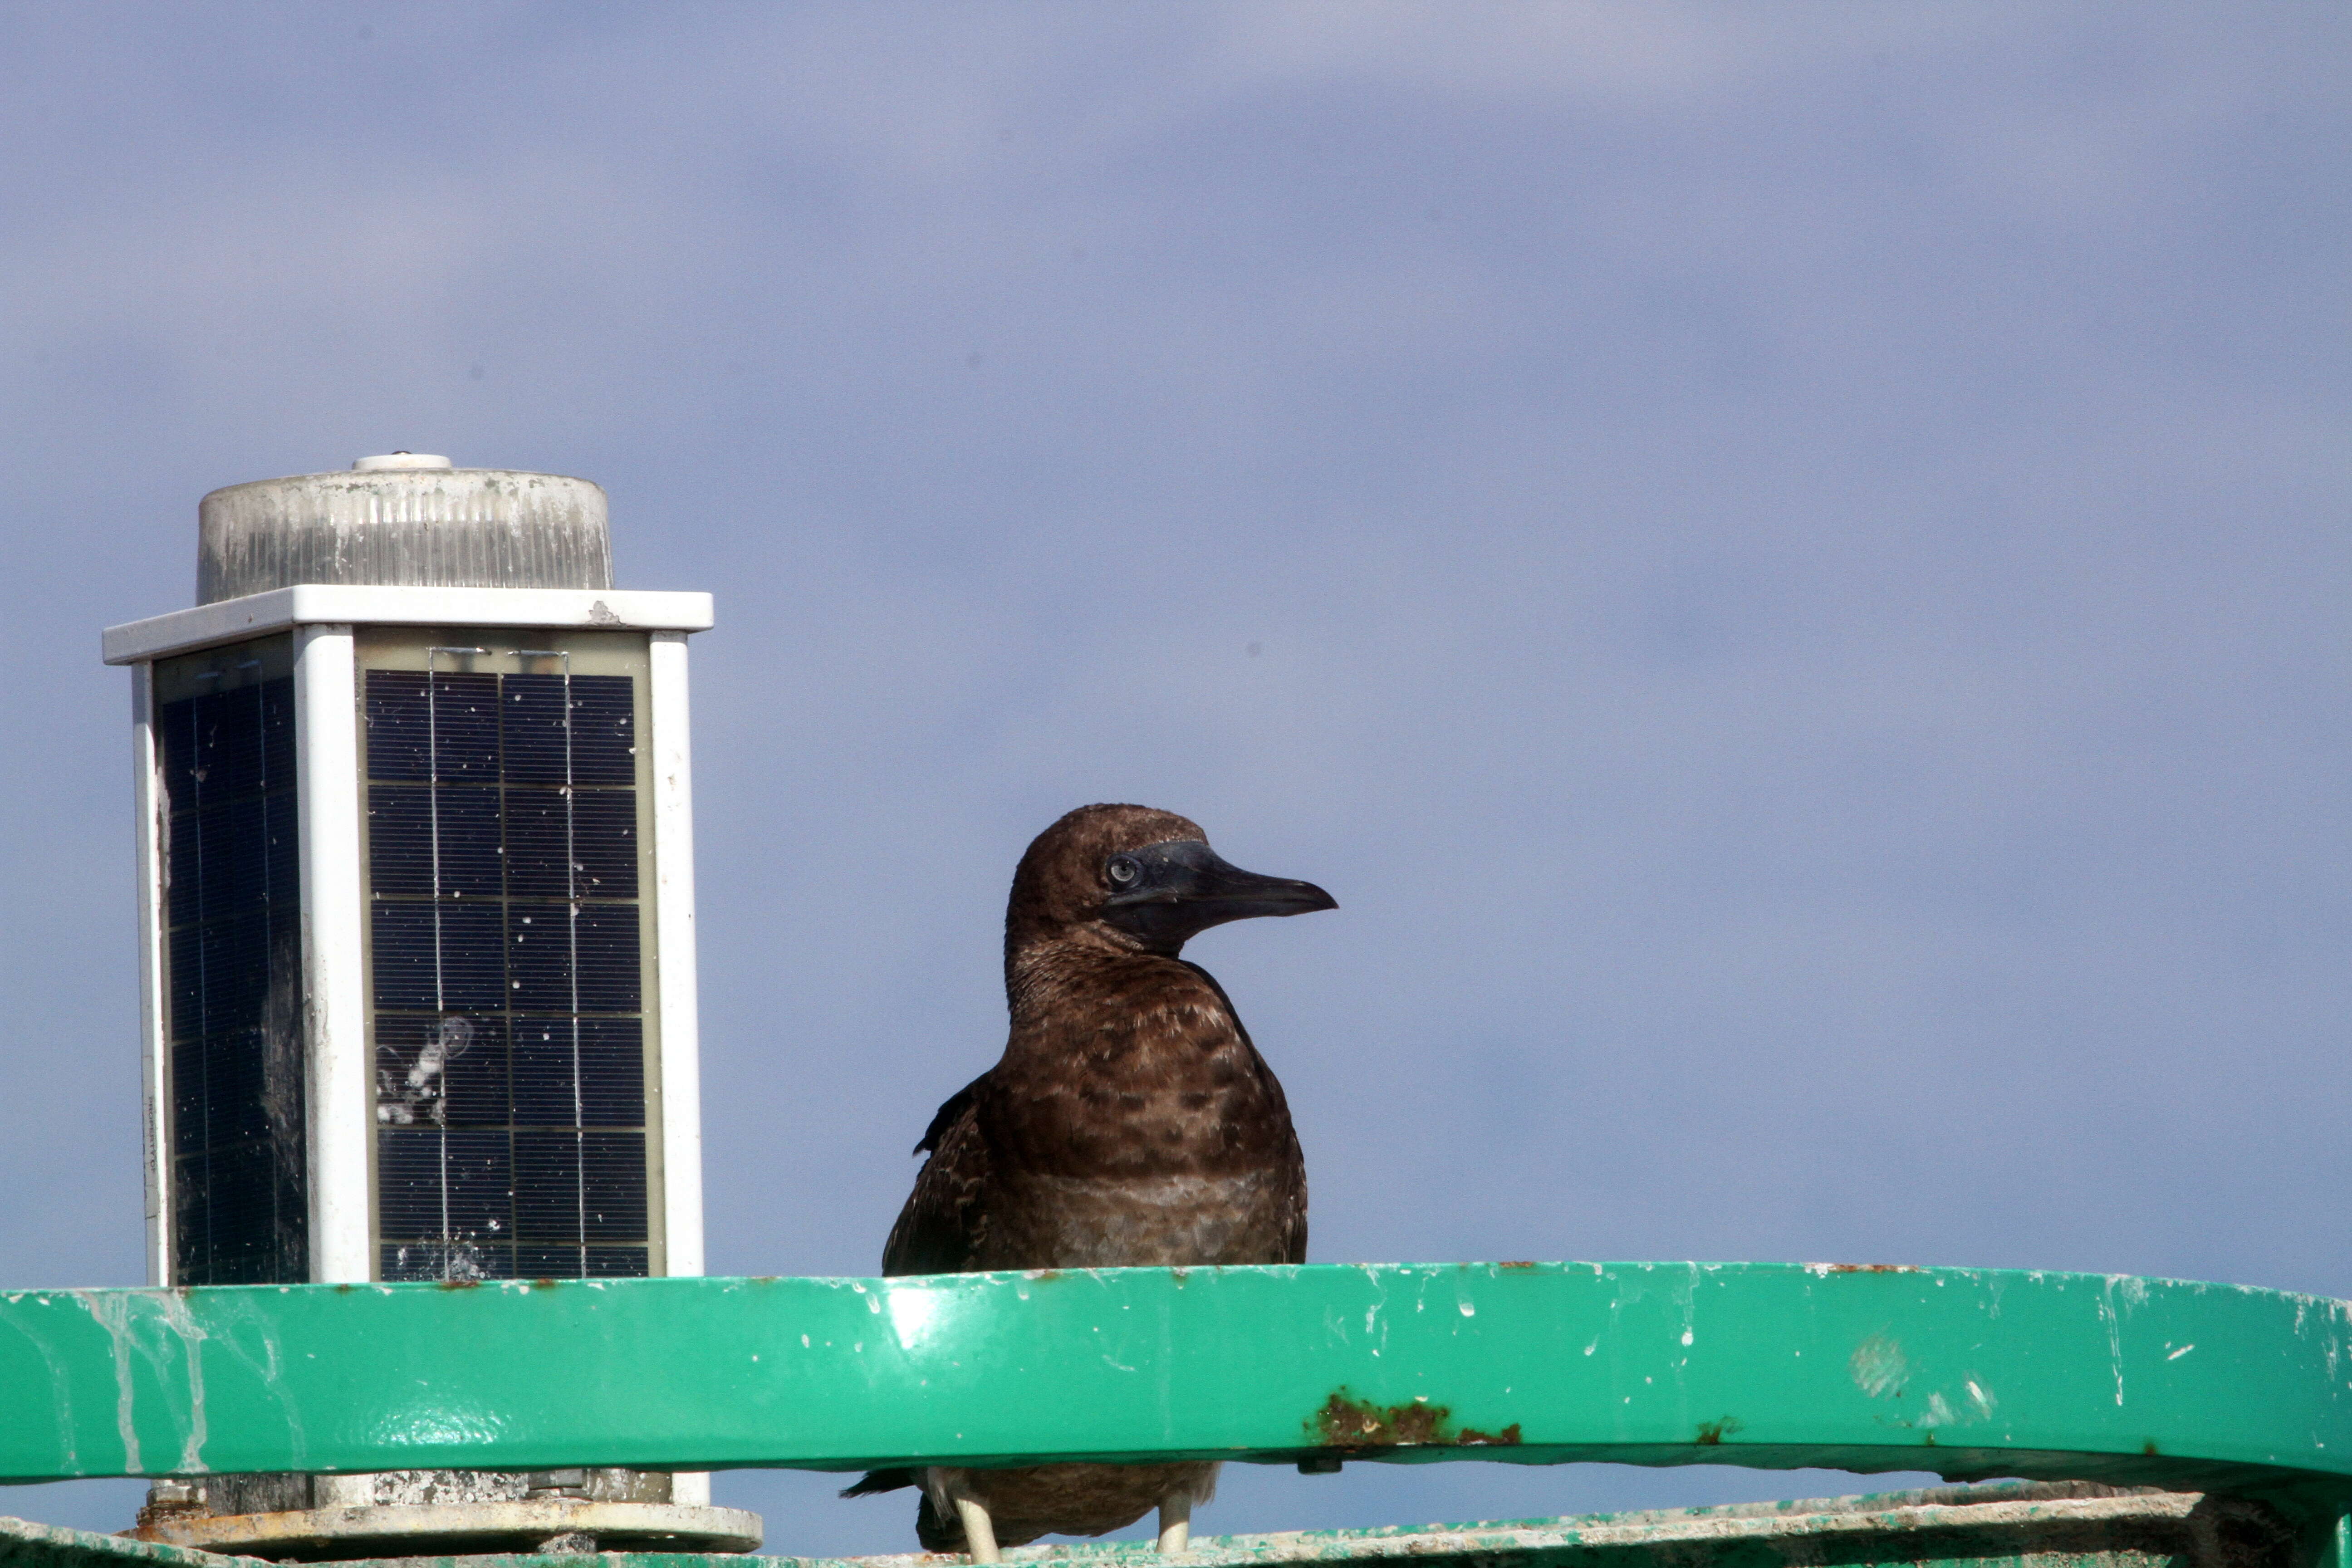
[{"x1": 0, "y1": 1263, "x2": 2343, "y2": 1495}]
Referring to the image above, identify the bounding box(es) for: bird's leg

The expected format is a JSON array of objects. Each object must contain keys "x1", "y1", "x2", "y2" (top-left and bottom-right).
[
  {"x1": 956, "y1": 1496, "x2": 1001, "y2": 1564},
  {"x1": 1157, "y1": 1493, "x2": 1192, "y2": 1556}
]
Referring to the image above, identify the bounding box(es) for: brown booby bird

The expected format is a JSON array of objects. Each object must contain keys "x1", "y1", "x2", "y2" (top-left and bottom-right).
[{"x1": 845, "y1": 804, "x2": 1335, "y2": 1560}]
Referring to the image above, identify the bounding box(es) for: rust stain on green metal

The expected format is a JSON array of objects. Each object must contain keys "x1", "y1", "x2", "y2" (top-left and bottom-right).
[
  {"x1": 1313, "y1": 1389, "x2": 1452, "y2": 1447},
  {"x1": 1694, "y1": 1417, "x2": 1743, "y2": 1446},
  {"x1": 1455, "y1": 1423, "x2": 1521, "y2": 1446},
  {"x1": 1815, "y1": 1264, "x2": 1926, "y2": 1274},
  {"x1": 1311, "y1": 1390, "x2": 1520, "y2": 1448}
]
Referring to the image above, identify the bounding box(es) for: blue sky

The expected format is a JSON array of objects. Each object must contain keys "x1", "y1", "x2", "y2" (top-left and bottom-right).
[{"x1": 1, "y1": 4, "x2": 2344, "y2": 1552}]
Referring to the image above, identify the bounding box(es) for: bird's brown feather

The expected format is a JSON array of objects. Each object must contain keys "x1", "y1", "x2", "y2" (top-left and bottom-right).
[{"x1": 881, "y1": 1082, "x2": 993, "y2": 1275}]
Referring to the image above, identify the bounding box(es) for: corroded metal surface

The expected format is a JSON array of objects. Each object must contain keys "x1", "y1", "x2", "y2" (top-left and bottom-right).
[
  {"x1": 0, "y1": 1483, "x2": 2313, "y2": 1568},
  {"x1": 0, "y1": 1264, "x2": 2345, "y2": 1496},
  {"x1": 126, "y1": 1499, "x2": 761, "y2": 1559},
  {"x1": 765, "y1": 1483, "x2": 2298, "y2": 1568},
  {"x1": 0, "y1": 1516, "x2": 234, "y2": 1568}
]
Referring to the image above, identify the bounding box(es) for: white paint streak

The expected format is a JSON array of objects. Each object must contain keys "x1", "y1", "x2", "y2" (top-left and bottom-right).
[
  {"x1": 77, "y1": 1293, "x2": 144, "y2": 1474},
  {"x1": 1850, "y1": 1333, "x2": 1908, "y2": 1398},
  {"x1": 157, "y1": 1293, "x2": 211, "y2": 1473},
  {"x1": 200, "y1": 1293, "x2": 310, "y2": 1469},
  {"x1": 16, "y1": 1300, "x2": 82, "y2": 1470},
  {"x1": 2099, "y1": 1276, "x2": 2127, "y2": 1406}
]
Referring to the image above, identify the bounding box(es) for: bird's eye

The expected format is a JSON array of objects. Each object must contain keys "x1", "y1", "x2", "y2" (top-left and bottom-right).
[{"x1": 1107, "y1": 855, "x2": 1140, "y2": 887}]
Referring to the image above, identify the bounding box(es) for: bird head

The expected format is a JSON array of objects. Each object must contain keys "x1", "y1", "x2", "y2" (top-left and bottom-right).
[{"x1": 1007, "y1": 803, "x2": 1338, "y2": 957}]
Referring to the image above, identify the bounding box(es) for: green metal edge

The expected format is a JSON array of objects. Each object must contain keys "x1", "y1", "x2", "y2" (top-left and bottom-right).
[{"x1": 0, "y1": 1263, "x2": 2344, "y2": 1495}]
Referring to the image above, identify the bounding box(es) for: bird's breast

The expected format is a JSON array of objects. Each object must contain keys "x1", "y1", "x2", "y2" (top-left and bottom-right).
[{"x1": 982, "y1": 1169, "x2": 1290, "y2": 1269}]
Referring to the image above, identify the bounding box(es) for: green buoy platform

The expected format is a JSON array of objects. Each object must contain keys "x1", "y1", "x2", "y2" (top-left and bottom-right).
[{"x1": 0, "y1": 1262, "x2": 2343, "y2": 1568}]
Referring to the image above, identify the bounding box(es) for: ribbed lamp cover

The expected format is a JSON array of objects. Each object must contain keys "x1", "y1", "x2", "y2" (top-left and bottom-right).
[{"x1": 197, "y1": 465, "x2": 612, "y2": 604}]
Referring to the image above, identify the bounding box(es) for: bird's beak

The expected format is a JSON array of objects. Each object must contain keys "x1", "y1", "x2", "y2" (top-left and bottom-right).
[{"x1": 1101, "y1": 838, "x2": 1337, "y2": 950}]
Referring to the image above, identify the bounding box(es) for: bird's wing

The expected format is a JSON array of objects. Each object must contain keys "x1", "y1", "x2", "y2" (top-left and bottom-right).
[
  {"x1": 913, "y1": 1072, "x2": 985, "y2": 1155},
  {"x1": 882, "y1": 1074, "x2": 994, "y2": 1275}
]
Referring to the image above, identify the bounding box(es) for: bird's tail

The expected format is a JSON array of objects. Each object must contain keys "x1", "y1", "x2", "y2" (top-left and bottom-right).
[
  {"x1": 841, "y1": 1470, "x2": 964, "y2": 1553},
  {"x1": 839, "y1": 1468, "x2": 918, "y2": 1499}
]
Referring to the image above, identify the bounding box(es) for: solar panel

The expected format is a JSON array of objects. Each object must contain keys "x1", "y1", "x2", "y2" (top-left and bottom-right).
[
  {"x1": 363, "y1": 655, "x2": 652, "y2": 1283},
  {"x1": 157, "y1": 650, "x2": 308, "y2": 1286}
]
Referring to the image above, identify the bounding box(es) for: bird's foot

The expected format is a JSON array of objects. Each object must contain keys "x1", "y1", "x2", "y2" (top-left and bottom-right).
[
  {"x1": 956, "y1": 1497, "x2": 1001, "y2": 1564},
  {"x1": 1157, "y1": 1494, "x2": 1192, "y2": 1556}
]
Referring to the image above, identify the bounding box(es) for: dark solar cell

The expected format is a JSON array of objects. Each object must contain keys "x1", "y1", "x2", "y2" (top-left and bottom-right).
[
  {"x1": 512, "y1": 1130, "x2": 647, "y2": 1245},
  {"x1": 363, "y1": 665, "x2": 651, "y2": 1284},
  {"x1": 441, "y1": 1129, "x2": 520, "y2": 1233},
  {"x1": 372, "y1": 901, "x2": 507, "y2": 1012},
  {"x1": 496, "y1": 677, "x2": 569, "y2": 785},
  {"x1": 166, "y1": 925, "x2": 203, "y2": 1038},
  {"x1": 498, "y1": 675, "x2": 568, "y2": 783},
  {"x1": 169, "y1": 1160, "x2": 210, "y2": 1273},
  {"x1": 196, "y1": 1142, "x2": 278, "y2": 1275},
  {"x1": 159, "y1": 673, "x2": 307, "y2": 1287},
  {"x1": 361, "y1": 671, "x2": 435, "y2": 781},
  {"x1": 504, "y1": 788, "x2": 638, "y2": 899},
  {"x1": 165, "y1": 826, "x2": 200, "y2": 927},
  {"x1": 570, "y1": 907, "x2": 642, "y2": 1011},
  {"x1": 198, "y1": 1029, "x2": 272, "y2": 1146},
  {"x1": 584, "y1": 1247, "x2": 650, "y2": 1278},
  {"x1": 379, "y1": 1128, "x2": 514, "y2": 1236},
  {"x1": 208, "y1": 912, "x2": 272, "y2": 1021},
  {"x1": 365, "y1": 671, "x2": 502, "y2": 782},
  {"x1": 512, "y1": 1131, "x2": 586, "y2": 1241},
  {"x1": 376, "y1": 1132, "x2": 452, "y2": 1230},
  {"x1": 569, "y1": 789, "x2": 638, "y2": 897},
  {"x1": 367, "y1": 785, "x2": 502, "y2": 897},
  {"x1": 507, "y1": 904, "x2": 640, "y2": 1012},
  {"x1": 206, "y1": 703, "x2": 266, "y2": 796},
  {"x1": 220, "y1": 799, "x2": 268, "y2": 909},
  {"x1": 512, "y1": 1017, "x2": 644, "y2": 1127},
  {"x1": 172, "y1": 803, "x2": 285, "y2": 925},
  {"x1": 502, "y1": 674, "x2": 634, "y2": 785},
  {"x1": 579, "y1": 1131, "x2": 650, "y2": 1239},
  {"x1": 562, "y1": 677, "x2": 637, "y2": 785},
  {"x1": 512, "y1": 1245, "x2": 648, "y2": 1279}
]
